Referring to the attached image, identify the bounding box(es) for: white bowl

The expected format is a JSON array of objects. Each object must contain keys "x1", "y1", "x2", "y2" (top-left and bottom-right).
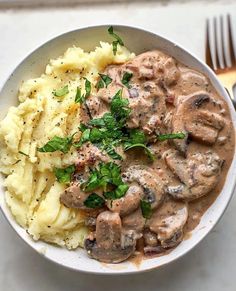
[{"x1": 0, "y1": 25, "x2": 236, "y2": 275}]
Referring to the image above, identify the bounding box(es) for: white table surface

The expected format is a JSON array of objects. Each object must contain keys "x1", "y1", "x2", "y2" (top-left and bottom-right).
[{"x1": 1, "y1": 1, "x2": 236, "y2": 290}]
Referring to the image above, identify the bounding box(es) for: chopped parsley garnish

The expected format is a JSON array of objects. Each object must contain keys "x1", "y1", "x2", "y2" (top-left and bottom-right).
[
  {"x1": 102, "y1": 142, "x2": 123, "y2": 160},
  {"x1": 96, "y1": 73, "x2": 112, "y2": 90},
  {"x1": 19, "y1": 151, "x2": 29, "y2": 157},
  {"x1": 123, "y1": 129, "x2": 155, "y2": 161},
  {"x1": 121, "y1": 71, "x2": 133, "y2": 88},
  {"x1": 82, "y1": 162, "x2": 128, "y2": 200},
  {"x1": 37, "y1": 134, "x2": 75, "y2": 154},
  {"x1": 54, "y1": 165, "x2": 76, "y2": 184},
  {"x1": 52, "y1": 85, "x2": 69, "y2": 97},
  {"x1": 75, "y1": 90, "x2": 130, "y2": 159},
  {"x1": 108, "y1": 26, "x2": 124, "y2": 55},
  {"x1": 73, "y1": 128, "x2": 91, "y2": 148},
  {"x1": 110, "y1": 89, "x2": 131, "y2": 125},
  {"x1": 75, "y1": 78, "x2": 91, "y2": 104},
  {"x1": 75, "y1": 87, "x2": 83, "y2": 103},
  {"x1": 140, "y1": 200, "x2": 152, "y2": 219},
  {"x1": 157, "y1": 132, "x2": 186, "y2": 141},
  {"x1": 75, "y1": 90, "x2": 153, "y2": 161},
  {"x1": 124, "y1": 143, "x2": 154, "y2": 161},
  {"x1": 84, "y1": 193, "x2": 105, "y2": 209},
  {"x1": 103, "y1": 184, "x2": 129, "y2": 200},
  {"x1": 84, "y1": 78, "x2": 91, "y2": 98}
]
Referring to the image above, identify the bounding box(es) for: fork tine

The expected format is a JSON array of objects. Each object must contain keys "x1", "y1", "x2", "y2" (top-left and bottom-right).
[
  {"x1": 206, "y1": 18, "x2": 214, "y2": 69},
  {"x1": 220, "y1": 15, "x2": 227, "y2": 68},
  {"x1": 227, "y1": 14, "x2": 236, "y2": 66},
  {"x1": 214, "y1": 17, "x2": 221, "y2": 69}
]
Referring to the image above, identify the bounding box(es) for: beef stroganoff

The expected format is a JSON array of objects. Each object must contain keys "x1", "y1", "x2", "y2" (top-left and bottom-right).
[{"x1": 0, "y1": 28, "x2": 234, "y2": 263}]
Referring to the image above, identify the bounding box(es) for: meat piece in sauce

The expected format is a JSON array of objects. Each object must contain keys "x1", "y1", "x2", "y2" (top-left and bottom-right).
[
  {"x1": 125, "y1": 51, "x2": 180, "y2": 85},
  {"x1": 122, "y1": 207, "x2": 145, "y2": 234},
  {"x1": 147, "y1": 199, "x2": 188, "y2": 248},
  {"x1": 123, "y1": 51, "x2": 180, "y2": 133},
  {"x1": 85, "y1": 51, "x2": 183, "y2": 135},
  {"x1": 84, "y1": 211, "x2": 136, "y2": 263},
  {"x1": 172, "y1": 92, "x2": 226, "y2": 154},
  {"x1": 60, "y1": 143, "x2": 111, "y2": 209},
  {"x1": 126, "y1": 83, "x2": 166, "y2": 135},
  {"x1": 122, "y1": 165, "x2": 166, "y2": 209},
  {"x1": 76, "y1": 143, "x2": 111, "y2": 170},
  {"x1": 165, "y1": 150, "x2": 223, "y2": 200}
]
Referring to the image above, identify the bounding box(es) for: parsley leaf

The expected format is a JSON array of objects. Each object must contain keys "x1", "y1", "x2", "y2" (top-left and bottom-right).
[
  {"x1": 124, "y1": 143, "x2": 154, "y2": 161},
  {"x1": 84, "y1": 78, "x2": 91, "y2": 98},
  {"x1": 89, "y1": 113, "x2": 117, "y2": 130},
  {"x1": 108, "y1": 26, "x2": 124, "y2": 55},
  {"x1": 123, "y1": 129, "x2": 154, "y2": 161},
  {"x1": 89, "y1": 128, "x2": 106, "y2": 143},
  {"x1": 82, "y1": 169, "x2": 100, "y2": 192},
  {"x1": 52, "y1": 85, "x2": 69, "y2": 97},
  {"x1": 140, "y1": 200, "x2": 152, "y2": 219},
  {"x1": 96, "y1": 73, "x2": 112, "y2": 89},
  {"x1": 73, "y1": 128, "x2": 91, "y2": 148},
  {"x1": 38, "y1": 135, "x2": 74, "y2": 154},
  {"x1": 111, "y1": 89, "x2": 131, "y2": 125},
  {"x1": 103, "y1": 143, "x2": 122, "y2": 160},
  {"x1": 157, "y1": 132, "x2": 186, "y2": 141},
  {"x1": 75, "y1": 78, "x2": 91, "y2": 104},
  {"x1": 84, "y1": 193, "x2": 105, "y2": 209},
  {"x1": 104, "y1": 184, "x2": 129, "y2": 200},
  {"x1": 121, "y1": 71, "x2": 133, "y2": 88},
  {"x1": 125, "y1": 129, "x2": 146, "y2": 144},
  {"x1": 79, "y1": 123, "x2": 88, "y2": 132},
  {"x1": 89, "y1": 90, "x2": 130, "y2": 130},
  {"x1": 96, "y1": 79, "x2": 104, "y2": 90},
  {"x1": 112, "y1": 41, "x2": 119, "y2": 55},
  {"x1": 54, "y1": 165, "x2": 76, "y2": 184},
  {"x1": 81, "y1": 162, "x2": 128, "y2": 200},
  {"x1": 75, "y1": 87, "x2": 84, "y2": 104}
]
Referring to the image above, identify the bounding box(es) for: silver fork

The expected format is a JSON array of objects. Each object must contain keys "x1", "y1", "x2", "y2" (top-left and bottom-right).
[{"x1": 206, "y1": 14, "x2": 236, "y2": 102}]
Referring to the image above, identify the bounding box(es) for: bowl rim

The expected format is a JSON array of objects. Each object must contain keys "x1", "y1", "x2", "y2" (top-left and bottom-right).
[{"x1": 0, "y1": 24, "x2": 236, "y2": 275}]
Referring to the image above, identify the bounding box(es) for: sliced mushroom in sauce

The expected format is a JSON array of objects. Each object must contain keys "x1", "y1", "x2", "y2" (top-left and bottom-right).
[{"x1": 164, "y1": 149, "x2": 223, "y2": 200}]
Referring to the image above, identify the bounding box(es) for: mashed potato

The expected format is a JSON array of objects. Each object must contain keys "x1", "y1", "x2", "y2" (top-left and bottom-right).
[{"x1": 0, "y1": 42, "x2": 134, "y2": 249}]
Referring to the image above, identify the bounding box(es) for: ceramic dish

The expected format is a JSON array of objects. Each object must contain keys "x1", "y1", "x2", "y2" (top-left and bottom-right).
[{"x1": 0, "y1": 25, "x2": 236, "y2": 274}]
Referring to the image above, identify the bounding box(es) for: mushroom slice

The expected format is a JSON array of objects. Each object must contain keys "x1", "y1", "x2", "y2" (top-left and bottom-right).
[
  {"x1": 84, "y1": 211, "x2": 136, "y2": 263},
  {"x1": 106, "y1": 183, "x2": 144, "y2": 216},
  {"x1": 123, "y1": 165, "x2": 166, "y2": 210},
  {"x1": 60, "y1": 182, "x2": 88, "y2": 209},
  {"x1": 165, "y1": 150, "x2": 223, "y2": 200},
  {"x1": 172, "y1": 92, "x2": 225, "y2": 154},
  {"x1": 143, "y1": 229, "x2": 158, "y2": 247},
  {"x1": 148, "y1": 199, "x2": 188, "y2": 248},
  {"x1": 164, "y1": 150, "x2": 194, "y2": 187}
]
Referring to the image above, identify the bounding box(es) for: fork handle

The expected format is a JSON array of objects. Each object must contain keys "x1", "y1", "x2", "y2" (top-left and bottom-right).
[{"x1": 217, "y1": 72, "x2": 236, "y2": 107}]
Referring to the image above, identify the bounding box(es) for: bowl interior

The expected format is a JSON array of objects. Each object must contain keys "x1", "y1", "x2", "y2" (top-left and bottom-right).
[{"x1": 1, "y1": 25, "x2": 236, "y2": 274}]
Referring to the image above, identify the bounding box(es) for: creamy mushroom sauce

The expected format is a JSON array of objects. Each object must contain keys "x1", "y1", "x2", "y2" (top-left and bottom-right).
[{"x1": 60, "y1": 50, "x2": 235, "y2": 263}]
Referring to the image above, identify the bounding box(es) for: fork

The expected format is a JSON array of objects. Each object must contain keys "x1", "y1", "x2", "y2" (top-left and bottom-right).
[{"x1": 206, "y1": 14, "x2": 236, "y2": 104}]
